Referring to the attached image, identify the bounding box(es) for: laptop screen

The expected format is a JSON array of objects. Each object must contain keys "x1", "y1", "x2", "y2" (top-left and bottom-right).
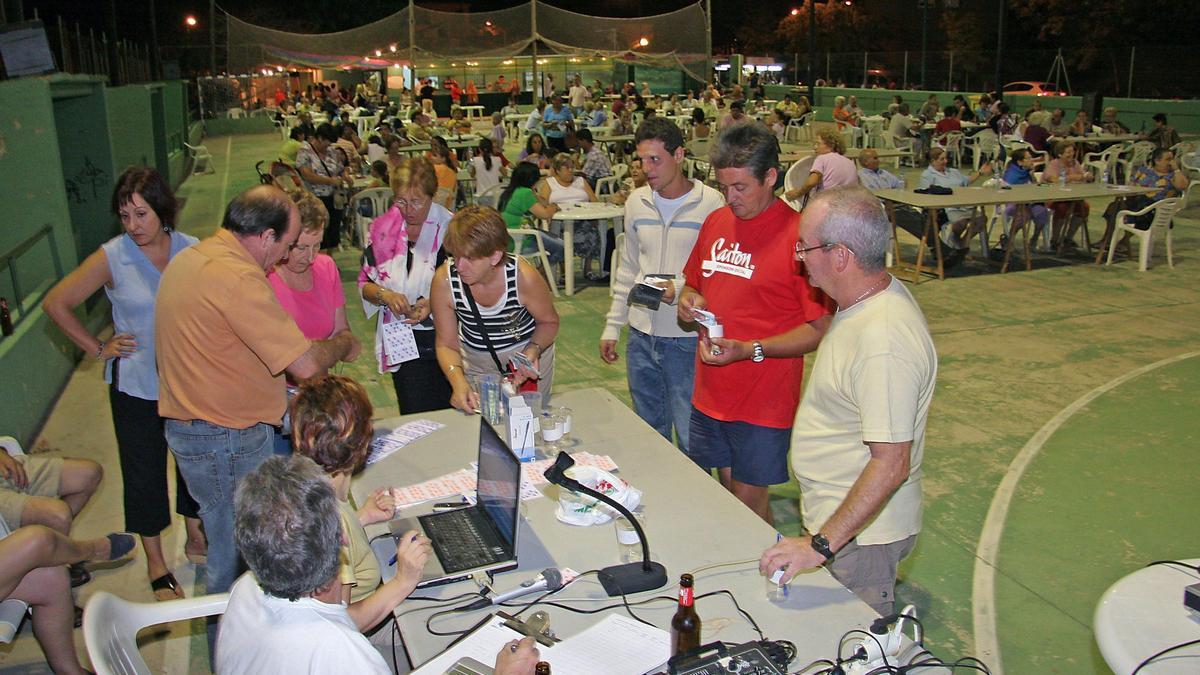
[{"x1": 476, "y1": 419, "x2": 521, "y2": 551}]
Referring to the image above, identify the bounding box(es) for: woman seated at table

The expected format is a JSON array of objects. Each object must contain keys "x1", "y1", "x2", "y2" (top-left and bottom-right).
[
  {"x1": 470, "y1": 137, "x2": 509, "y2": 198},
  {"x1": 1000, "y1": 149, "x2": 1050, "y2": 233},
  {"x1": 498, "y1": 162, "x2": 565, "y2": 266},
  {"x1": 1102, "y1": 147, "x2": 1190, "y2": 255},
  {"x1": 689, "y1": 108, "x2": 711, "y2": 141},
  {"x1": 519, "y1": 132, "x2": 549, "y2": 170},
  {"x1": 539, "y1": 153, "x2": 606, "y2": 281},
  {"x1": 431, "y1": 206, "x2": 560, "y2": 411},
  {"x1": 612, "y1": 157, "x2": 646, "y2": 206},
  {"x1": 1068, "y1": 110, "x2": 1093, "y2": 137},
  {"x1": 1042, "y1": 140, "x2": 1094, "y2": 247},
  {"x1": 448, "y1": 105, "x2": 473, "y2": 135},
  {"x1": 918, "y1": 147, "x2": 994, "y2": 254},
  {"x1": 784, "y1": 129, "x2": 859, "y2": 206},
  {"x1": 427, "y1": 140, "x2": 458, "y2": 210},
  {"x1": 832, "y1": 95, "x2": 857, "y2": 131},
  {"x1": 288, "y1": 375, "x2": 432, "y2": 633}
]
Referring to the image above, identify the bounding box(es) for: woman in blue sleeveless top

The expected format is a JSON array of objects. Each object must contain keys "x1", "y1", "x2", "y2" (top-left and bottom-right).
[{"x1": 43, "y1": 167, "x2": 205, "y2": 601}]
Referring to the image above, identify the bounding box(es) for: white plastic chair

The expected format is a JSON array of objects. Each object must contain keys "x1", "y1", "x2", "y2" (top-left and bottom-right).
[
  {"x1": 226, "y1": 107, "x2": 244, "y2": 119},
  {"x1": 786, "y1": 112, "x2": 815, "y2": 142},
  {"x1": 350, "y1": 187, "x2": 393, "y2": 249},
  {"x1": 964, "y1": 129, "x2": 1000, "y2": 172},
  {"x1": 83, "y1": 590, "x2": 229, "y2": 675},
  {"x1": 783, "y1": 156, "x2": 815, "y2": 212},
  {"x1": 183, "y1": 142, "x2": 214, "y2": 175},
  {"x1": 1105, "y1": 198, "x2": 1182, "y2": 271},
  {"x1": 511, "y1": 227, "x2": 560, "y2": 297},
  {"x1": 933, "y1": 131, "x2": 965, "y2": 167},
  {"x1": 1083, "y1": 146, "x2": 1122, "y2": 184},
  {"x1": 595, "y1": 176, "x2": 621, "y2": 202},
  {"x1": 0, "y1": 436, "x2": 30, "y2": 644},
  {"x1": 1114, "y1": 141, "x2": 1156, "y2": 185},
  {"x1": 475, "y1": 184, "x2": 505, "y2": 210}
]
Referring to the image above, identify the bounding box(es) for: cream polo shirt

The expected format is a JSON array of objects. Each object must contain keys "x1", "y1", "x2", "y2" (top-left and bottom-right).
[{"x1": 790, "y1": 278, "x2": 936, "y2": 546}]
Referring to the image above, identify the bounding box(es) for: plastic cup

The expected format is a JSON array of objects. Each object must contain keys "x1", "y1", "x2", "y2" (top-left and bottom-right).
[
  {"x1": 614, "y1": 506, "x2": 646, "y2": 564},
  {"x1": 521, "y1": 392, "x2": 543, "y2": 416},
  {"x1": 765, "y1": 570, "x2": 790, "y2": 604},
  {"x1": 478, "y1": 374, "x2": 502, "y2": 424},
  {"x1": 540, "y1": 412, "x2": 564, "y2": 454},
  {"x1": 556, "y1": 406, "x2": 573, "y2": 446}
]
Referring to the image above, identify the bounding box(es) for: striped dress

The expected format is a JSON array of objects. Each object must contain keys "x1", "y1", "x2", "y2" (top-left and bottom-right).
[{"x1": 448, "y1": 255, "x2": 535, "y2": 353}]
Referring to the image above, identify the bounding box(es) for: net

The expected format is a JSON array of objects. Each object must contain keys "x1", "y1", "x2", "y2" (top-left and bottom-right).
[{"x1": 224, "y1": 1, "x2": 709, "y2": 81}]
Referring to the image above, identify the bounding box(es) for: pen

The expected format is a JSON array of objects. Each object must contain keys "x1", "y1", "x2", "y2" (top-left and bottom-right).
[{"x1": 388, "y1": 533, "x2": 420, "y2": 566}]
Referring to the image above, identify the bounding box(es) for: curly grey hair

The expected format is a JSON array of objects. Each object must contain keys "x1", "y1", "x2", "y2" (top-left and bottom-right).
[{"x1": 234, "y1": 455, "x2": 342, "y2": 601}]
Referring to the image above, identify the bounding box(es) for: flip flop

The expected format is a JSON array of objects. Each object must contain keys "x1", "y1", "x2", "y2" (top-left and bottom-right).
[
  {"x1": 150, "y1": 572, "x2": 184, "y2": 601},
  {"x1": 105, "y1": 532, "x2": 137, "y2": 561}
]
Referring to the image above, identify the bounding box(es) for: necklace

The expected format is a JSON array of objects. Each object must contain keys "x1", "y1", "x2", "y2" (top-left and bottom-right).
[{"x1": 847, "y1": 275, "x2": 891, "y2": 309}]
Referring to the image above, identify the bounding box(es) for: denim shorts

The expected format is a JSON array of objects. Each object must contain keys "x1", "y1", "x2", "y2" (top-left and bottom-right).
[{"x1": 686, "y1": 407, "x2": 792, "y2": 486}]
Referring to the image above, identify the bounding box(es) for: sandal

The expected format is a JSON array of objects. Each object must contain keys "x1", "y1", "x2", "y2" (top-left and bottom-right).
[
  {"x1": 103, "y1": 532, "x2": 137, "y2": 561},
  {"x1": 150, "y1": 572, "x2": 185, "y2": 601}
]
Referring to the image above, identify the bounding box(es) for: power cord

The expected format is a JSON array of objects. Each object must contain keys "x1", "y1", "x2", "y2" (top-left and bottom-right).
[{"x1": 1130, "y1": 638, "x2": 1200, "y2": 675}]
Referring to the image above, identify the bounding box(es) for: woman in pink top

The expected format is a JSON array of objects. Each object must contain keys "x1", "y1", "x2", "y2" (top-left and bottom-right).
[
  {"x1": 784, "y1": 129, "x2": 859, "y2": 207},
  {"x1": 268, "y1": 192, "x2": 352, "y2": 342},
  {"x1": 1042, "y1": 140, "x2": 1094, "y2": 248}
]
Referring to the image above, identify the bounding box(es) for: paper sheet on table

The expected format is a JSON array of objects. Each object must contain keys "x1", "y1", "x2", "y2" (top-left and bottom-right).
[
  {"x1": 390, "y1": 453, "x2": 620, "y2": 509},
  {"x1": 366, "y1": 419, "x2": 446, "y2": 465},
  {"x1": 411, "y1": 613, "x2": 669, "y2": 675}
]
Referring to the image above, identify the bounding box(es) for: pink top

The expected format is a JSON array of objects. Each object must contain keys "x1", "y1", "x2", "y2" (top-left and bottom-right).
[
  {"x1": 811, "y1": 152, "x2": 860, "y2": 191},
  {"x1": 1043, "y1": 158, "x2": 1089, "y2": 183},
  {"x1": 267, "y1": 254, "x2": 346, "y2": 340}
]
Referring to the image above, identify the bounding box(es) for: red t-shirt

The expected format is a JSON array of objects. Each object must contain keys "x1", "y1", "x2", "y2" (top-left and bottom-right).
[
  {"x1": 683, "y1": 199, "x2": 831, "y2": 429},
  {"x1": 934, "y1": 118, "x2": 961, "y2": 135}
]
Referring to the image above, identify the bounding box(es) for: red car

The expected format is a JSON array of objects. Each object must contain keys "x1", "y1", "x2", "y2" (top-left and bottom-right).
[{"x1": 1003, "y1": 81, "x2": 1067, "y2": 96}]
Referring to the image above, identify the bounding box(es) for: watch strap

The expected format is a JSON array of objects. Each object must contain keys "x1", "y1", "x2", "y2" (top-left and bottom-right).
[{"x1": 810, "y1": 533, "x2": 835, "y2": 561}]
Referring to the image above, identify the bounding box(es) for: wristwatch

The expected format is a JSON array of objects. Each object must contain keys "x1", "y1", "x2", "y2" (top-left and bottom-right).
[
  {"x1": 810, "y1": 533, "x2": 835, "y2": 561},
  {"x1": 751, "y1": 341, "x2": 765, "y2": 363}
]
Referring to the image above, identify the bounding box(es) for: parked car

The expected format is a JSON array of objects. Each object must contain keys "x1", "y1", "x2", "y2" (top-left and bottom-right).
[{"x1": 1003, "y1": 81, "x2": 1067, "y2": 96}]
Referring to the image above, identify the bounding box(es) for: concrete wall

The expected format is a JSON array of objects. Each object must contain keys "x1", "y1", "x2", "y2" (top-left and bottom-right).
[
  {"x1": 811, "y1": 87, "x2": 986, "y2": 121},
  {"x1": 107, "y1": 85, "x2": 158, "y2": 174},
  {"x1": 0, "y1": 76, "x2": 97, "y2": 448},
  {"x1": 205, "y1": 116, "x2": 275, "y2": 135}
]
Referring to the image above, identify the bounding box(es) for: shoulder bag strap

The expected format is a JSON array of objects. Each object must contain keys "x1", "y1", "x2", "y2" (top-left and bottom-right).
[{"x1": 459, "y1": 274, "x2": 507, "y2": 375}]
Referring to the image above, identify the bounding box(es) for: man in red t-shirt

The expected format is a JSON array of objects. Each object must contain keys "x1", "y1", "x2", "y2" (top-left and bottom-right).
[{"x1": 679, "y1": 122, "x2": 832, "y2": 523}]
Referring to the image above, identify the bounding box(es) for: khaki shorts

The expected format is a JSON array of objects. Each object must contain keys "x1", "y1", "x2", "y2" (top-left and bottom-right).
[
  {"x1": 0, "y1": 455, "x2": 63, "y2": 527},
  {"x1": 826, "y1": 534, "x2": 918, "y2": 616}
]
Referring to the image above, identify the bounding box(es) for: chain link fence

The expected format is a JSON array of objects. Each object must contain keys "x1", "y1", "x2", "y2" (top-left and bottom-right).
[{"x1": 779, "y1": 47, "x2": 1199, "y2": 98}]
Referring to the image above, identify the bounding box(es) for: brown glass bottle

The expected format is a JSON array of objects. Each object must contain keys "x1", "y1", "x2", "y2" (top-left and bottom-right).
[
  {"x1": 670, "y1": 573, "x2": 701, "y2": 656},
  {"x1": 0, "y1": 297, "x2": 12, "y2": 337},
  {"x1": 534, "y1": 662, "x2": 551, "y2": 675}
]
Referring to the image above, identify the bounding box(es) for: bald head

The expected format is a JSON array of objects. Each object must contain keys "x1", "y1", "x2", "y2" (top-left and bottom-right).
[
  {"x1": 222, "y1": 185, "x2": 295, "y2": 239},
  {"x1": 859, "y1": 148, "x2": 881, "y2": 170}
]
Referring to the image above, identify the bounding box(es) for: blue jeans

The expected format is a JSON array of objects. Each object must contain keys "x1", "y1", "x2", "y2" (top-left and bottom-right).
[
  {"x1": 626, "y1": 328, "x2": 697, "y2": 453},
  {"x1": 520, "y1": 231, "x2": 565, "y2": 264},
  {"x1": 165, "y1": 419, "x2": 274, "y2": 595}
]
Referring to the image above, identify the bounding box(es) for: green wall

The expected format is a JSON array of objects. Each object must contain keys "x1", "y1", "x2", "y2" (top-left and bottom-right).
[
  {"x1": 1105, "y1": 98, "x2": 1200, "y2": 135},
  {"x1": 205, "y1": 116, "x2": 275, "y2": 135},
  {"x1": 163, "y1": 80, "x2": 188, "y2": 188},
  {"x1": 107, "y1": 85, "x2": 158, "y2": 173},
  {"x1": 811, "y1": 87, "x2": 986, "y2": 121},
  {"x1": 52, "y1": 78, "x2": 120, "y2": 267},
  {"x1": 0, "y1": 76, "x2": 94, "y2": 448}
]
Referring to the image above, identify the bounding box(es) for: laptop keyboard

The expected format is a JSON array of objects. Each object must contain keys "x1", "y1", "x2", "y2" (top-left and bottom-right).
[{"x1": 422, "y1": 510, "x2": 507, "y2": 572}]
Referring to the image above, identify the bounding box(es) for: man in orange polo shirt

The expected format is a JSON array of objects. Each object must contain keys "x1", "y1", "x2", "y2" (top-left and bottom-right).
[{"x1": 156, "y1": 185, "x2": 360, "y2": 601}]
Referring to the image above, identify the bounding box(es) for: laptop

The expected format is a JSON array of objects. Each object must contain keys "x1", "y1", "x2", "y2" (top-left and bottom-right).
[{"x1": 388, "y1": 418, "x2": 521, "y2": 587}]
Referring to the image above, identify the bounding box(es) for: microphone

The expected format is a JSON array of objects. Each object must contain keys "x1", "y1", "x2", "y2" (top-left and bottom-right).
[
  {"x1": 489, "y1": 568, "x2": 567, "y2": 605},
  {"x1": 543, "y1": 451, "x2": 668, "y2": 597}
]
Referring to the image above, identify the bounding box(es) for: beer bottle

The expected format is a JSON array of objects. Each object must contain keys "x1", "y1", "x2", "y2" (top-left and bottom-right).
[
  {"x1": 670, "y1": 573, "x2": 701, "y2": 656},
  {"x1": 0, "y1": 298, "x2": 13, "y2": 337},
  {"x1": 534, "y1": 663, "x2": 551, "y2": 675}
]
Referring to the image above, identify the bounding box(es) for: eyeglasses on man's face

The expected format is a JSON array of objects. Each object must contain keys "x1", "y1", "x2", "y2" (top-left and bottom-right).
[{"x1": 794, "y1": 241, "x2": 837, "y2": 261}]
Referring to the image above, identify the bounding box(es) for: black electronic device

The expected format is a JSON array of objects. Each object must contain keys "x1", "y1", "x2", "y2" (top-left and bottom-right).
[
  {"x1": 1186, "y1": 582, "x2": 1200, "y2": 614},
  {"x1": 542, "y1": 451, "x2": 667, "y2": 596},
  {"x1": 667, "y1": 641, "x2": 791, "y2": 675}
]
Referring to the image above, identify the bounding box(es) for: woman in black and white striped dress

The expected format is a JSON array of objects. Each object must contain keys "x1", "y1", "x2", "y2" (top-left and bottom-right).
[{"x1": 430, "y1": 206, "x2": 559, "y2": 413}]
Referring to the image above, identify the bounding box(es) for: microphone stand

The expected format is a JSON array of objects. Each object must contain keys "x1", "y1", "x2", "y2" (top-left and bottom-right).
[{"x1": 543, "y1": 451, "x2": 668, "y2": 596}]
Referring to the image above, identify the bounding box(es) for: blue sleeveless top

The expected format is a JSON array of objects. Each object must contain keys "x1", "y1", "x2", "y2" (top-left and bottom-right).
[{"x1": 102, "y1": 230, "x2": 198, "y2": 401}]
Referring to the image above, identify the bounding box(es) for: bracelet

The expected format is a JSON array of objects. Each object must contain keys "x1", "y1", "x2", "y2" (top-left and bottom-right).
[
  {"x1": 375, "y1": 287, "x2": 386, "y2": 305},
  {"x1": 527, "y1": 341, "x2": 544, "y2": 356},
  {"x1": 95, "y1": 341, "x2": 106, "y2": 360},
  {"x1": 447, "y1": 364, "x2": 464, "y2": 377}
]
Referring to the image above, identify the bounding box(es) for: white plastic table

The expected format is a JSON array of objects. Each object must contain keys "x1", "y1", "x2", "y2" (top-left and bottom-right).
[
  {"x1": 462, "y1": 105, "x2": 485, "y2": 120},
  {"x1": 550, "y1": 201, "x2": 624, "y2": 295},
  {"x1": 1094, "y1": 559, "x2": 1200, "y2": 674}
]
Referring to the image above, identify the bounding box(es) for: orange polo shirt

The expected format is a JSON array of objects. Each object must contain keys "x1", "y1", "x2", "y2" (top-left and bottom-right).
[{"x1": 156, "y1": 229, "x2": 308, "y2": 428}]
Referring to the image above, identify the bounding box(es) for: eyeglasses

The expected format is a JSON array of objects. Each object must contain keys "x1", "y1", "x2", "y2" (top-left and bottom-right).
[
  {"x1": 794, "y1": 241, "x2": 837, "y2": 261},
  {"x1": 394, "y1": 197, "x2": 429, "y2": 211}
]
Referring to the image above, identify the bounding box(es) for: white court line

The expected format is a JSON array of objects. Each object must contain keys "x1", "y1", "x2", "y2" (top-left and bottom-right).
[
  {"x1": 971, "y1": 350, "x2": 1200, "y2": 674},
  {"x1": 218, "y1": 136, "x2": 233, "y2": 210}
]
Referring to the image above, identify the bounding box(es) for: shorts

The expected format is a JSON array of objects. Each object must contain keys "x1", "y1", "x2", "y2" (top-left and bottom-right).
[
  {"x1": 0, "y1": 455, "x2": 63, "y2": 527},
  {"x1": 826, "y1": 534, "x2": 918, "y2": 616},
  {"x1": 685, "y1": 407, "x2": 791, "y2": 486}
]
